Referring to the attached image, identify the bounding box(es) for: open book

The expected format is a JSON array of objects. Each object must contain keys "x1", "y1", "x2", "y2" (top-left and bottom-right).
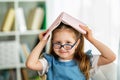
[{"x1": 43, "y1": 12, "x2": 87, "y2": 40}]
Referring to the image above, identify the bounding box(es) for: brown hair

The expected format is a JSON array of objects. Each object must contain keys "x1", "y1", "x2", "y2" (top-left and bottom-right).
[{"x1": 49, "y1": 23, "x2": 91, "y2": 80}]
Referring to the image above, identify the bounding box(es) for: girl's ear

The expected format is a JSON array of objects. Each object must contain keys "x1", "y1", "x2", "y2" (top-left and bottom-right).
[{"x1": 75, "y1": 39, "x2": 80, "y2": 48}]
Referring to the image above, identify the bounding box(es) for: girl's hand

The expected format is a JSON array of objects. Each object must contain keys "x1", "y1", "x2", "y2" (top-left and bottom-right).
[
  {"x1": 39, "y1": 30, "x2": 49, "y2": 43},
  {"x1": 79, "y1": 25, "x2": 94, "y2": 41}
]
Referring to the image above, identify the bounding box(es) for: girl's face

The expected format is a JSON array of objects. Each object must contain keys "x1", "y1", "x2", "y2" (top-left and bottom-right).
[{"x1": 52, "y1": 29, "x2": 80, "y2": 60}]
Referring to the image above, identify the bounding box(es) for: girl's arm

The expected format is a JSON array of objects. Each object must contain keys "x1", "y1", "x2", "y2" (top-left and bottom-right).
[
  {"x1": 80, "y1": 26, "x2": 116, "y2": 66},
  {"x1": 26, "y1": 30, "x2": 49, "y2": 71}
]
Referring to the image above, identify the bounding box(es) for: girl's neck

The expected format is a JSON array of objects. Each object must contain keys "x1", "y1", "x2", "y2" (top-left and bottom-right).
[{"x1": 59, "y1": 58, "x2": 73, "y2": 62}]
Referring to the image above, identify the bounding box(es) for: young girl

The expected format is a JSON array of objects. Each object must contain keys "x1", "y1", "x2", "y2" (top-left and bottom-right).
[{"x1": 26, "y1": 22, "x2": 116, "y2": 80}]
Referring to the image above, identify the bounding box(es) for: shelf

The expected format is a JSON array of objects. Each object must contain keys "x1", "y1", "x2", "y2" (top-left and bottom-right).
[
  {"x1": 0, "y1": 64, "x2": 21, "y2": 70},
  {"x1": 18, "y1": 0, "x2": 45, "y2": 2},
  {"x1": 0, "y1": 31, "x2": 16, "y2": 36},
  {"x1": 0, "y1": 0, "x2": 14, "y2": 2},
  {"x1": 0, "y1": 0, "x2": 46, "y2": 80},
  {"x1": 0, "y1": 0, "x2": 45, "y2": 2},
  {"x1": 18, "y1": 30, "x2": 45, "y2": 35},
  {"x1": 20, "y1": 63, "x2": 26, "y2": 68},
  {"x1": 0, "y1": 64, "x2": 26, "y2": 70}
]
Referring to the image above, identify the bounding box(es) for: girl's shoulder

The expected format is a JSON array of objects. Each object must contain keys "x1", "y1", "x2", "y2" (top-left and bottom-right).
[
  {"x1": 85, "y1": 50, "x2": 100, "y2": 67},
  {"x1": 86, "y1": 50, "x2": 100, "y2": 77},
  {"x1": 86, "y1": 49, "x2": 93, "y2": 58},
  {"x1": 42, "y1": 53, "x2": 54, "y2": 62},
  {"x1": 85, "y1": 50, "x2": 93, "y2": 66}
]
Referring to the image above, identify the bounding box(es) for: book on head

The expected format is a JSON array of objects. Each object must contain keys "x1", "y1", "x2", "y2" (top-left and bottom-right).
[{"x1": 43, "y1": 12, "x2": 87, "y2": 40}]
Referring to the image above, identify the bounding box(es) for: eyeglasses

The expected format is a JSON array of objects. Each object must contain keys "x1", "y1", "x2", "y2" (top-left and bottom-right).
[{"x1": 53, "y1": 40, "x2": 78, "y2": 50}]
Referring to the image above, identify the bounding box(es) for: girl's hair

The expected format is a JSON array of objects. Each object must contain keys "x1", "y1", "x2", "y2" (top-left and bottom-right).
[{"x1": 49, "y1": 23, "x2": 91, "y2": 80}]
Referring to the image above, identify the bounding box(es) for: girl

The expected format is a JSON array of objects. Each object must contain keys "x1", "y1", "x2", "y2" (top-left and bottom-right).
[{"x1": 26, "y1": 22, "x2": 116, "y2": 80}]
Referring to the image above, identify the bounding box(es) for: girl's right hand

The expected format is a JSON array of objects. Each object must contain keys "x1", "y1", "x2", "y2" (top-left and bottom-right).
[{"x1": 39, "y1": 30, "x2": 49, "y2": 43}]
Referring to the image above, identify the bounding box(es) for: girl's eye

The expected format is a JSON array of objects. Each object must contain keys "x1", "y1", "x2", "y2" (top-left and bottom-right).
[
  {"x1": 66, "y1": 41, "x2": 72, "y2": 44},
  {"x1": 53, "y1": 41, "x2": 61, "y2": 44}
]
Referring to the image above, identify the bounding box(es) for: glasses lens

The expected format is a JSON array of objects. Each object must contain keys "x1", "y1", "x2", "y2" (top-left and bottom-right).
[
  {"x1": 64, "y1": 44, "x2": 72, "y2": 50},
  {"x1": 53, "y1": 43, "x2": 61, "y2": 49}
]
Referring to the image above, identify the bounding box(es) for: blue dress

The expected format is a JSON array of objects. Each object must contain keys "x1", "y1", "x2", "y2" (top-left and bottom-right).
[{"x1": 43, "y1": 53, "x2": 86, "y2": 80}]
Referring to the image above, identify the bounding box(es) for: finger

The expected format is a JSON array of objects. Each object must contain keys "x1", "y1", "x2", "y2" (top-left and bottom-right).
[
  {"x1": 43, "y1": 29, "x2": 49, "y2": 36},
  {"x1": 39, "y1": 33, "x2": 43, "y2": 40},
  {"x1": 79, "y1": 25, "x2": 88, "y2": 31},
  {"x1": 39, "y1": 30, "x2": 48, "y2": 39}
]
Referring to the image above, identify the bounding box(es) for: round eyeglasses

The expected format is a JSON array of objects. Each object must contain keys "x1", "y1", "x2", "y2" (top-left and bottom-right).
[{"x1": 53, "y1": 40, "x2": 78, "y2": 50}]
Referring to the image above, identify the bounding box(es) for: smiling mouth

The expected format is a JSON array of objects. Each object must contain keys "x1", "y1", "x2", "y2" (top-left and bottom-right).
[{"x1": 60, "y1": 52, "x2": 68, "y2": 54}]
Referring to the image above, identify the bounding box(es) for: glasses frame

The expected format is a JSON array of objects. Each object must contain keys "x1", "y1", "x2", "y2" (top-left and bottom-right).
[{"x1": 53, "y1": 40, "x2": 78, "y2": 50}]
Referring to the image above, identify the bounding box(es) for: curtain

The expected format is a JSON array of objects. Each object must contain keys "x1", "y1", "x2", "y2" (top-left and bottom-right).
[{"x1": 46, "y1": 0, "x2": 120, "y2": 79}]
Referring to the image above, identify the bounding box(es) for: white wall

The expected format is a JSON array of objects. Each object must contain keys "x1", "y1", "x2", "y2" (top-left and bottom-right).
[{"x1": 46, "y1": 0, "x2": 120, "y2": 79}]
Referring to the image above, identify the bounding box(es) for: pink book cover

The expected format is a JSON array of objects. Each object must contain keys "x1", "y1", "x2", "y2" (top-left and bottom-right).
[{"x1": 43, "y1": 12, "x2": 86, "y2": 40}]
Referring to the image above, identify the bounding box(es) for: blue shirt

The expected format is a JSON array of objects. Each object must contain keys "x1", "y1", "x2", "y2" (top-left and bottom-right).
[{"x1": 43, "y1": 53, "x2": 86, "y2": 80}]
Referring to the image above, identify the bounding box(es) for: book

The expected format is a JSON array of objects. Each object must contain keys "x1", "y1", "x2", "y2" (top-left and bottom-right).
[
  {"x1": 1, "y1": 8, "x2": 15, "y2": 32},
  {"x1": 19, "y1": 44, "x2": 26, "y2": 63},
  {"x1": 0, "y1": 69, "x2": 16, "y2": 80},
  {"x1": 27, "y1": 7, "x2": 44, "y2": 30},
  {"x1": 16, "y1": 8, "x2": 27, "y2": 32},
  {"x1": 43, "y1": 12, "x2": 87, "y2": 40},
  {"x1": 21, "y1": 68, "x2": 29, "y2": 80},
  {"x1": 9, "y1": 69, "x2": 16, "y2": 80},
  {"x1": 0, "y1": 70, "x2": 10, "y2": 80},
  {"x1": 21, "y1": 43, "x2": 30, "y2": 59},
  {"x1": 27, "y1": 8, "x2": 36, "y2": 30}
]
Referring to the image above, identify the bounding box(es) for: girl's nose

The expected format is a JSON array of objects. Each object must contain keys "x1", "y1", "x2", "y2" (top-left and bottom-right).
[{"x1": 59, "y1": 46, "x2": 66, "y2": 51}]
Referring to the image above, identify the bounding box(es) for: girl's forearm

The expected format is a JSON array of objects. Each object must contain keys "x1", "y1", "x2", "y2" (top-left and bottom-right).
[
  {"x1": 26, "y1": 41, "x2": 46, "y2": 66},
  {"x1": 89, "y1": 37, "x2": 116, "y2": 64}
]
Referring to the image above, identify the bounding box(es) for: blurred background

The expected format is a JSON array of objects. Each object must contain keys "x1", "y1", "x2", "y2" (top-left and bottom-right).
[{"x1": 0, "y1": 0, "x2": 120, "y2": 80}]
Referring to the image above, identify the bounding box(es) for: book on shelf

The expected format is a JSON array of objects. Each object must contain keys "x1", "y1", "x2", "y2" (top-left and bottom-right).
[
  {"x1": 1, "y1": 8, "x2": 15, "y2": 32},
  {"x1": 43, "y1": 12, "x2": 87, "y2": 40},
  {"x1": 19, "y1": 43, "x2": 30, "y2": 63},
  {"x1": 21, "y1": 68, "x2": 29, "y2": 80},
  {"x1": 9, "y1": 69, "x2": 16, "y2": 80},
  {"x1": 0, "y1": 69, "x2": 16, "y2": 80},
  {"x1": 27, "y1": 7, "x2": 44, "y2": 30},
  {"x1": 16, "y1": 8, "x2": 27, "y2": 32},
  {"x1": 22, "y1": 43, "x2": 30, "y2": 57},
  {"x1": 19, "y1": 44, "x2": 26, "y2": 63}
]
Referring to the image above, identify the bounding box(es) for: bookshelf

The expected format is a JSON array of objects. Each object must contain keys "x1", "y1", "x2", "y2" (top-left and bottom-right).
[{"x1": 0, "y1": 0, "x2": 46, "y2": 80}]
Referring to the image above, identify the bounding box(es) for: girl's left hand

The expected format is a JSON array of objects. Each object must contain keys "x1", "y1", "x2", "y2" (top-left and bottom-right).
[{"x1": 79, "y1": 25, "x2": 94, "y2": 41}]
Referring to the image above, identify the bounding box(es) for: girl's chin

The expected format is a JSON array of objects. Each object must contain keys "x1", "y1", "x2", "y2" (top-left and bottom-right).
[
  {"x1": 59, "y1": 55, "x2": 72, "y2": 60},
  {"x1": 58, "y1": 55, "x2": 68, "y2": 59}
]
